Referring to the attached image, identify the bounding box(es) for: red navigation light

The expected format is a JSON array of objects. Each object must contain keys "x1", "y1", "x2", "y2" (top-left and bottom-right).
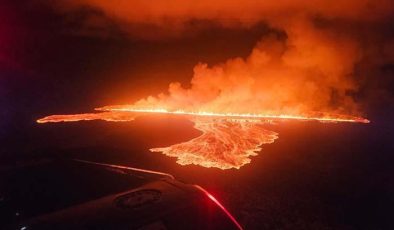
[{"x1": 194, "y1": 185, "x2": 243, "y2": 230}]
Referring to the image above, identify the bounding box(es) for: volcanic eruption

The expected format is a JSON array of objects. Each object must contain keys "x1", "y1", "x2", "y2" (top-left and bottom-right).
[
  {"x1": 37, "y1": 27, "x2": 370, "y2": 169},
  {"x1": 35, "y1": 0, "x2": 387, "y2": 169}
]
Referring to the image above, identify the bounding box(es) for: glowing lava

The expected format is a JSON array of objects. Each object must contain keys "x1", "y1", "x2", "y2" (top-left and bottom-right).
[
  {"x1": 151, "y1": 118, "x2": 278, "y2": 169},
  {"x1": 37, "y1": 111, "x2": 137, "y2": 123},
  {"x1": 37, "y1": 107, "x2": 369, "y2": 170},
  {"x1": 95, "y1": 106, "x2": 370, "y2": 124}
]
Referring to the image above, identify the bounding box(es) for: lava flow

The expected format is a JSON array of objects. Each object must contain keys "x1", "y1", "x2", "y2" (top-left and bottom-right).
[
  {"x1": 37, "y1": 111, "x2": 137, "y2": 123},
  {"x1": 150, "y1": 118, "x2": 278, "y2": 169},
  {"x1": 95, "y1": 106, "x2": 370, "y2": 124},
  {"x1": 37, "y1": 108, "x2": 369, "y2": 170}
]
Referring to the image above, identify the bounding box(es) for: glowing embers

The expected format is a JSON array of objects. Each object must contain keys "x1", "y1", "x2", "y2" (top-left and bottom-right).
[{"x1": 151, "y1": 118, "x2": 278, "y2": 169}]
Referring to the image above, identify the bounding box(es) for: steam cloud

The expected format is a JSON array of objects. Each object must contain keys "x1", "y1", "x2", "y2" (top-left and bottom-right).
[{"x1": 56, "y1": 0, "x2": 394, "y2": 115}]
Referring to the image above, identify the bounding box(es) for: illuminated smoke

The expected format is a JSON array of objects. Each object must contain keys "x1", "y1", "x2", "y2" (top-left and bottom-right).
[
  {"x1": 58, "y1": 1, "x2": 394, "y2": 32},
  {"x1": 129, "y1": 21, "x2": 362, "y2": 116},
  {"x1": 52, "y1": 0, "x2": 394, "y2": 115}
]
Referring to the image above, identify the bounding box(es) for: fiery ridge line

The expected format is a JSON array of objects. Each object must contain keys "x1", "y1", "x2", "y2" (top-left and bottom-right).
[{"x1": 93, "y1": 107, "x2": 370, "y2": 124}]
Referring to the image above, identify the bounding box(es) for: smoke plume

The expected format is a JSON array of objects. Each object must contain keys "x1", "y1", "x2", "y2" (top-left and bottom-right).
[
  {"x1": 127, "y1": 20, "x2": 361, "y2": 115},
  {"x1": 54, "y1": 0, "x2": 394, "y2": 115}
]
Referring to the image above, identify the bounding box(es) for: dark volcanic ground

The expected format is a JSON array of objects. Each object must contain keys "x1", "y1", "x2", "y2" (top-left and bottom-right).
[{"x1": 2, "y1": 113, "x2": 394, "y2": 229}]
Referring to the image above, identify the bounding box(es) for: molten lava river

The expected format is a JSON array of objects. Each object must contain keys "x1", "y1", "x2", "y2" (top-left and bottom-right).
[{"x1": 37, "y1": 108, "x2": 369, "y2": 170}]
